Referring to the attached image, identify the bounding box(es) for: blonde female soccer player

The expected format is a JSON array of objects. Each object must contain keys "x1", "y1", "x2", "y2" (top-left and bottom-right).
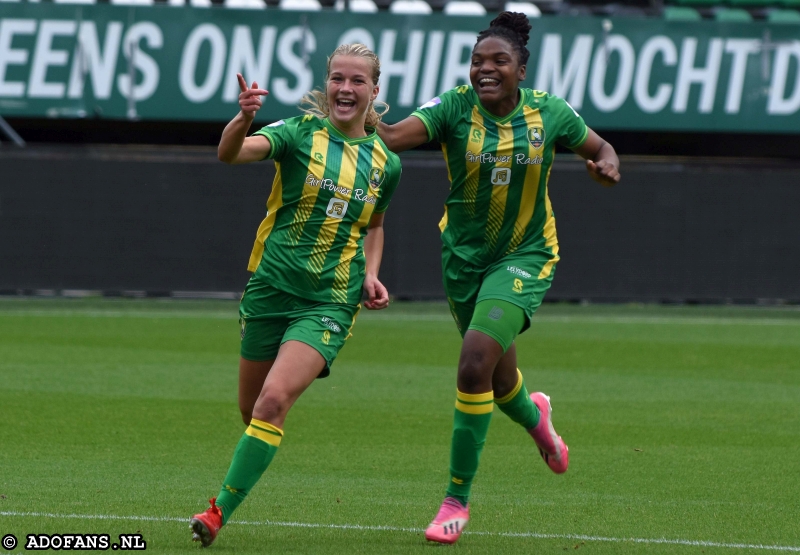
[
  {"x1": 189, "y1": 43, "x2": 401, "y2": 547},
  {"x1": 378, "y1": 13, "x2": 620, "y2": 544}
]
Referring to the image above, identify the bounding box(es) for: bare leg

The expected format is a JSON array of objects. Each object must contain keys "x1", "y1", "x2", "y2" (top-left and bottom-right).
[
  {"x1": 456, "y1": 330, "x2": 505, "y2": 393},
  {"x1": 491, "y1": 343, "x2": 519, "y2": 398},
  {"x1": 238, "y1": 358, "x2": 274, "y2": 426},
  {"x1": 251, "y1": 340, "x2": 326, "y2": 429},
  {"x1": 457, "y1": 332, "x2": 520, "y2": 394}
]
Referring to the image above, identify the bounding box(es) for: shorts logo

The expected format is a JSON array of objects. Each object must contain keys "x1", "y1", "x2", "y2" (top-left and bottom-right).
[
  {"x1": 491, "y1": 167, "x2": 511, "y2": 186},
  {"x1": 322, "y1": 330, "x2": 330, "y2": 345},
  {"x1": 507, "y1": 266, "x2": 532, "y2": 278},
  {"x1": 321, "y1": 317, "x2": 341, "y2": 333},
  {"x1": 471, "y1": 129, "x2": 482, "y2": 143},
  {"x1": 326, "y1": 198, "x2": 349, "y2": 219},
  {"x1": 369, "y1": 167, "x2": 385, "y2": 189},
  {"x1": 513, "y1": 279, "x2": 524, "y2": 293},
  {"x1": 239, "y1": 319, "x2": 247, "y2": 339},
  {"x1": 527, "y1": 127, "x2": 545, "y2": 149},
  {"x1": 488, "y1": 306, "x2": 504, "y2": 320}
]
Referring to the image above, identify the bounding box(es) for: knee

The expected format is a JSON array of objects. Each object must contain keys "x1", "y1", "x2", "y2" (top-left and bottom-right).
[
  {"x1": 457, "y1": 349, "x2": 492, "y2": 392},
  {"x1": 253, "y1": 390, "x2": 289, "y2": 422}
]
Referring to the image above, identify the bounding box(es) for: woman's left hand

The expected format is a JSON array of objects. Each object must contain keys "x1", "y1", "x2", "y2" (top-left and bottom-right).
[
  {"x1": 363, "y1": 275, "x2": 389, "y2": 310},
  {"x1": 586, "y1": 159, "x2": 620, "y2": 187}
]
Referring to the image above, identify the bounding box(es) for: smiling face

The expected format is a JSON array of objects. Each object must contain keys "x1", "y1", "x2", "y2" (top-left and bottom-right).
[
  {"x1": 326, "y1": 55, "x2": 379, "y2": 137},
  {"x1": 470, "y1": 36, "x2": 526, "y2": 117}
]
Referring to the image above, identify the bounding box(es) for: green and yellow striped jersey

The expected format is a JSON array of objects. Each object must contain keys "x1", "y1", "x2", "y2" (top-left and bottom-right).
[
  {"x1": 248, "y1": 115, "x2": 401, "y2": 305},
  {"x1": 412, "y1": 86, "x2": 588, "y2": 267}
]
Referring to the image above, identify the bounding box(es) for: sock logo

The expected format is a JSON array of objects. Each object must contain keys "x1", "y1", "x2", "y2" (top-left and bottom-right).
[{"x1": 224, "y1": 485, "x2": 239, "y2": 494}]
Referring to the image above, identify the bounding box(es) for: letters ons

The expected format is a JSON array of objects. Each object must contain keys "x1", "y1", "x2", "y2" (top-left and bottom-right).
[{"x1": 1, "y1": 12, "x2": 799, "y2": 123}]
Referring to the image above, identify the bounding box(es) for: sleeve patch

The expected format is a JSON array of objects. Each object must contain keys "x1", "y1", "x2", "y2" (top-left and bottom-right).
[
  {"x1": 419, "y1": 97, "x2": 441, "y2": 110},
  {"x1": 267, "y1": 120, "x2": 285, "y2": 127}
]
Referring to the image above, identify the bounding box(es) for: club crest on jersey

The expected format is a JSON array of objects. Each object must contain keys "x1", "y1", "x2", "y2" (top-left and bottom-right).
[
  {"x1": 369, "y1": 168, "x2": 385, "y2": 189},
  {"x1": 527, "y1": 127, "x2": 545, "y2": 149}
]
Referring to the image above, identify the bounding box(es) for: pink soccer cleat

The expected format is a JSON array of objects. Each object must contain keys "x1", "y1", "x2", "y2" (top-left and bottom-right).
[
  {"x1": 190, "y1": 497, "x2": 223, "y2": 547},
  {"x1": 424, "y1": 497, "x2": 470, "y2": 544},
  {"x1": 528, "y1": 392, "x2": 569, "y2": 474}
]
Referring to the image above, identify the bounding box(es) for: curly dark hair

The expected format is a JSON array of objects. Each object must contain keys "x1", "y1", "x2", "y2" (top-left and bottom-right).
[{"x1": 474, "y1": 12, "x2": 532, "y2": 66}]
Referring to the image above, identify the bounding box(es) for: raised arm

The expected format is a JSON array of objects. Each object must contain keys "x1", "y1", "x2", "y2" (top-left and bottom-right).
[
  {"x1": 377, "y1": 116, "x2": 430, "y2": 153},
  {"x1": 571, "y1": 128, "x2": 621, "y2": 187},
  {"x1": 218, "y1": 73, "x2": 272, "y2": 165},
  {"x1": 362, "y1": 211, "x2": 389, "y2": 310}
]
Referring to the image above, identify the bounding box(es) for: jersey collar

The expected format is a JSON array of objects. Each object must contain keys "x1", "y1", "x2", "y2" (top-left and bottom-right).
[
  {"x1": 475, "y1": 88, "x2": 527, "y2": 125},
  {"x1": 323, "y1": 118, "x2": 377, "y2": 145}
]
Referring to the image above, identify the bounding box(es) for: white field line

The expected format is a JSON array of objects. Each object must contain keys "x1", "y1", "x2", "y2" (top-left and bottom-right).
[
  {"x1": 1, "y1": 309, "x2": 800, "y2": 327},
  {"x1": 2, "y1": 511, "x2": 799, "y2": 552}
]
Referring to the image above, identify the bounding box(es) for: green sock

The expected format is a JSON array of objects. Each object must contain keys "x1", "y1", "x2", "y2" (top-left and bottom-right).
[
  {"x1": 445, "y1": 390, "x2": 493, "y2": 505},
  {"x1": 215, "y1": 419, "x2": 283, "y2": 525},
  {"x1": 495, "y1": 369, "x2": 540, "y2": 429}
]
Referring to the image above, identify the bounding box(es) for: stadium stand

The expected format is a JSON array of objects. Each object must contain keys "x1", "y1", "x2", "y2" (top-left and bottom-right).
[
  {"x1": 713, "y1": 6, "x2": 753, "y2": 20},
  {"x1": 1, "y1": 0, "x2": 798, "y2": 27},
  {"x1": 225, "y1": 0, "x2": 268, "y2": 8},
  {"x1": 442, "y1": 0, "x2": 488, "y2": 15},
  {"x1": 662, "y1": 5, "x2": 702, "y2": 18},
  {"x1": 389, "y1": 0, "x2": 433, "y2": 12},
  {"x1": 504, "y1": 1, "x2": 542, "y2": 15},
  {"x1": 334, "y1": 0, "x2": 380, "y2": 12},
  {"x1": 768, "y1": 7, "x2": 800, "y2": 19},
  {"x1": 279, "y1": 0, "x2": 322, "y2": 9}
]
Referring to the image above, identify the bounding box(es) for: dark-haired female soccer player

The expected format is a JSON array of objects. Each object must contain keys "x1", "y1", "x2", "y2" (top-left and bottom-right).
[
  {"x1": 188, "y1": 43, "x2": 401, "y2": 547},
  {"x1": 379, "y1": 12, "x2": 620, "y2": 544}
]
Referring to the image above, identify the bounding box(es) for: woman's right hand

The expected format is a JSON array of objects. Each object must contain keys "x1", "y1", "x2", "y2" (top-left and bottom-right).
[{"x1": 238, "y1": 73, "x2": 269, "y2": 121}]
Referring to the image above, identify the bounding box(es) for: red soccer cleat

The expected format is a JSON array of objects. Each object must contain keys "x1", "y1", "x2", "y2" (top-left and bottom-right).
[
  {"x1": 528, "y1": 392, "x2": 569, "y2": 474},
  {"x1": 190, "y1": 497, "x2": 223, "y2": 547}
]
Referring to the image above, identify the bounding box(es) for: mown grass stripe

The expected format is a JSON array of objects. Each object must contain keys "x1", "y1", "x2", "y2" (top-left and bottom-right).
[
  {"x1": 2, "y1": 309, "x2": 800, "y2": 327},
  {"x1": 1, "y1": 511, "x2": 798, "y2": 551}
]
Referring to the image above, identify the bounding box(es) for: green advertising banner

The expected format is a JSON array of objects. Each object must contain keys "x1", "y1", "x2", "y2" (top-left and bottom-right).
[{"x1": 1, "y1": 4, "x2": 799, "y2": 132}]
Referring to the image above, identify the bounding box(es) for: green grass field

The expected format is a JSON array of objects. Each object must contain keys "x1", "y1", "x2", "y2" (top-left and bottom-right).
[{"x1": 1, "y1": 298, "x2": 799, "y2": 554}]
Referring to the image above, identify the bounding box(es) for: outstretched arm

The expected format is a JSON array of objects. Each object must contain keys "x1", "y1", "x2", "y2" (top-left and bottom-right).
[
  {"x1": 362, "y1": 211, "x2": 389, "y2": 310},
  {"x1": 571, "y1": 128, "x2": 621, "y2": 187},
  {"x1": 377, "y1": 116, "x2": 430, "y2": 153},
  {"x1": 218, "y1": 73, "x2": 272, "y2": 165}
]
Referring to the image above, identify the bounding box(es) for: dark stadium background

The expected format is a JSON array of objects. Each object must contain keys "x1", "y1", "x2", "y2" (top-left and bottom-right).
[{"x1": 1, "y1": 0, "x2": 799, "y2": 303}]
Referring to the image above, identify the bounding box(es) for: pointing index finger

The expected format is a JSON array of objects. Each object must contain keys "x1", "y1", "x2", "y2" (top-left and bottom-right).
[{"x1": 237, "y1": 73, "x2": 248, "y2": 93}]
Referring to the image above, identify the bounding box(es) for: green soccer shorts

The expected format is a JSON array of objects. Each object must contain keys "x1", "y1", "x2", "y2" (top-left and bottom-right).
[
  {"x1": 238, "y1": 278, "x2": 361, "y2": 378},
  {"x1": 442, "y1": 246, "x2": 558, "y2": 339}
]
